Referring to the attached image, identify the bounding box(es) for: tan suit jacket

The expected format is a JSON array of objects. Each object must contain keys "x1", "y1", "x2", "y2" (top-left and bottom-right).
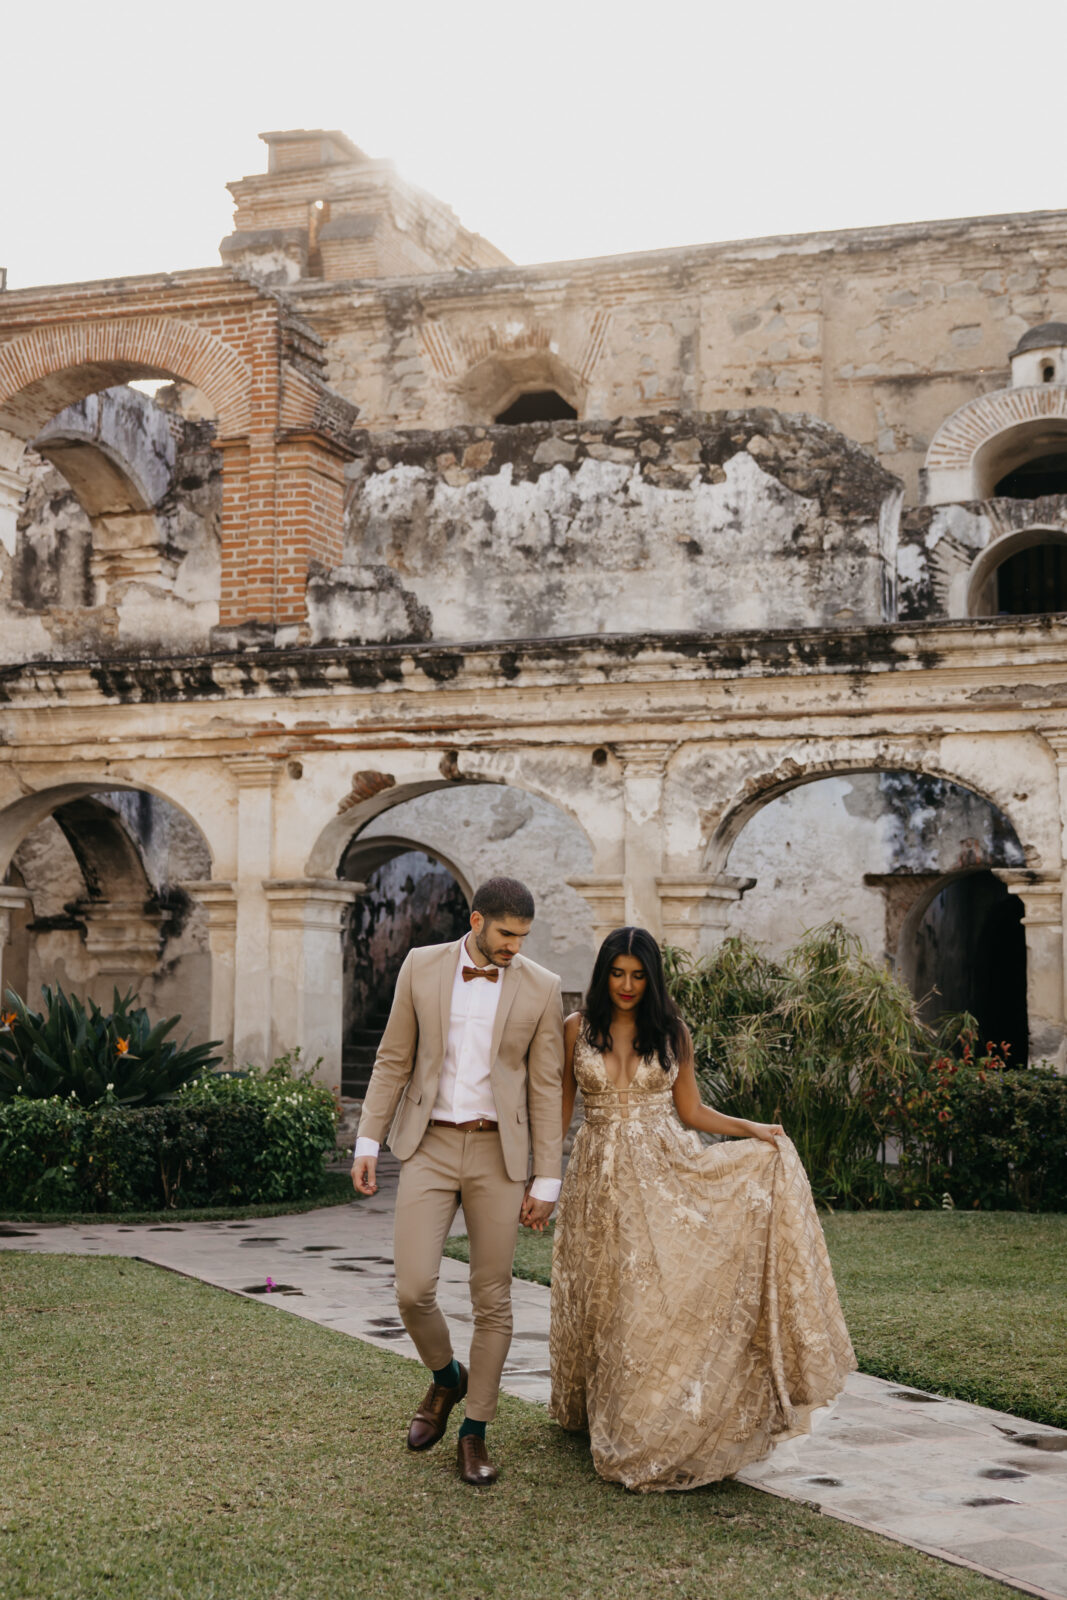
[{"x1": 357, "y1": 937, "x2": 565, "y2": 1183}]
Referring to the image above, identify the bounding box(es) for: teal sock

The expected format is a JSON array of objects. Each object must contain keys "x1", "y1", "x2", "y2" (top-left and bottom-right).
[
  {"x1": 432, "y1": 1359, "x2": 461, "y2": 1387},
  {"x1": 458, "y1": 1417, "x2": 486, "y2": 1441}
]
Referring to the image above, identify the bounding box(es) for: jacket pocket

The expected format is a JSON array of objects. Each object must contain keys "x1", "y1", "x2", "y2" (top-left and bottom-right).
[{"x1": 405, "y1": 1085, "x2": 423, "y2": 1106}]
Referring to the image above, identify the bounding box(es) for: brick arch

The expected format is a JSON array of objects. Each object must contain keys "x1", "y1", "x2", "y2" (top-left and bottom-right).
[
  {"x1": 924, "y1": 385, "x2": 1067, "y2": 502},
  {"x1": 0, "y1": 316, "x2": 251, "y2": 441}
]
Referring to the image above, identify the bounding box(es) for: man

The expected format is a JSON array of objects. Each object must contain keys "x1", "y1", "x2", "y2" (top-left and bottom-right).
[{"x1": 351, "y1": 876, "x2": 564, "y2": 1485}]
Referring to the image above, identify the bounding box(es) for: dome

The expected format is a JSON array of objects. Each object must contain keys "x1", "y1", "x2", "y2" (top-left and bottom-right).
[{"x1": 1010, "y1": 322, "x2": 1067, "y2": 358}]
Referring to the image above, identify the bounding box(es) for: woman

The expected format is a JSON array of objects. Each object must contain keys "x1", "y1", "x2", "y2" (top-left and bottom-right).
[{"x1": 548, "y1": 927, "x2": 855, "y2": 1493}]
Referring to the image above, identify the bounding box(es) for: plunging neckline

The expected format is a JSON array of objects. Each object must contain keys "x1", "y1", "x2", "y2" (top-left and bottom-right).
[{"x1": 584, "y1": 1033, "x2": 645, "y2": 1095}]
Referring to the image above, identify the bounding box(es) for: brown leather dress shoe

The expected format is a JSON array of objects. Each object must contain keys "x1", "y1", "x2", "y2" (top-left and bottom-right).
[
  {"x1": 406, "y1": 1363, "x2": 468, "y2": 1451},
  {"x1": 457, "y1": 1433, "x2": 498, "y2": 1485}
]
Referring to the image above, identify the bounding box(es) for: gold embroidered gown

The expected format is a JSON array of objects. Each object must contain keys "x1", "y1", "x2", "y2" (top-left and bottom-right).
[{"x1": 548, "y1": 1037, "x2": 856, "y2": 1492}]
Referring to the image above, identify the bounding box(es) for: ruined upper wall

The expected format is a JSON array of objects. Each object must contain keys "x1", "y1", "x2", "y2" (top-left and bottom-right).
[
  {"x1": 285, "y1": 207, "x2": 1067, "y2": 501},
  {"x1": 310, "y1": 410, "x2": 901, "y2": 646},
  {"x1": 221, "y1": 130, "x2": 510, "y2": 286}
]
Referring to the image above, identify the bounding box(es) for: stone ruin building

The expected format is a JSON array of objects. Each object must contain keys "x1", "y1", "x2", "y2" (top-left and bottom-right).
[{"x1": 2, "y1": 127, "x2": 1067, "y2": 1086}]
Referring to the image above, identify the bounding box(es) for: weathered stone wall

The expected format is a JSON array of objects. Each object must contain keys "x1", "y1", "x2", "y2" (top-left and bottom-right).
[
  {"x1": 292, "y1": 210, "x2": 1067, "y2": 501},
  {"x1": 1, "y1": 386, "x2": 221, "y2": 662},
  {"x1": 728, "y1": 773, "x2": 1025, "y2": 963},
  {"x1": 314, "y1": 410, "x2": 900, "y2": 644}
]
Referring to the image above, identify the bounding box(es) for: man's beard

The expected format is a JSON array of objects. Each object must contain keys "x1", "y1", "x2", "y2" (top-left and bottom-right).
[{"x1": 472, "y1": 928, "x2": 506, "y2": 966}]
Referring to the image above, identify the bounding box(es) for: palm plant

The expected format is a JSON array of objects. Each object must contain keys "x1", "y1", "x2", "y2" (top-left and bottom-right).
[
  {"x1": 0, "y1": 985, "x2": 221, "y2": 1107},
  {"x1": 665, "y1": 924, "x2": 933, "y2": 1207}
]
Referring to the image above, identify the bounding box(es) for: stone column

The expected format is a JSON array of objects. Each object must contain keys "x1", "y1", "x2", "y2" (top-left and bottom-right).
[
  {"x1": 994, "y1": 870, "x2": 1065, "y2": 1066},
  {"x1": 0, "y1": 885, "x2": 32, "y2": 1002},
  {"x1": 227, "y1": 756, "x2": 281, "y2": 1066},
  {"x1": 656, "y1": 873, "x2": 756, "y2": 958},
  {"x1": 617, "y1": 741, "x2": 674, "y2": 933},
  {"x1": 182, "y1": 882, "x2": 238, "y2": 1051},
  {"x1": 264, "y1": 878, "x2": 365, "y2": 1086},
  {"x1": 566, "y1": 877, "x2": 626, "y2": 948},
  {"x1": 0, "y1": 430, "x2": 26, "y2": 559},
  {"x1": 80, "y1": 901, "x2": 166, "y2": 980}
]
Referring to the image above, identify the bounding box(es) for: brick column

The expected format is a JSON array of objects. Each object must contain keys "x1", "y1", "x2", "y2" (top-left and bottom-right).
[
  {"x1": 182, "y1": 881, "x2": 238, "y2": 1052},
  {"x1": 216, "y1": 438, "x2": 251, "y2": 629},
  {"x1": 264, "y1": 878, "x2": 365, "y2": 1085}
]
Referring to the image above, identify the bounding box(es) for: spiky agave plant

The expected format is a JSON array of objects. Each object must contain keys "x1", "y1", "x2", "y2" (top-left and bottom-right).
[{"x1": 0, "y1": 985, "x2": 221, "y2": 1107}]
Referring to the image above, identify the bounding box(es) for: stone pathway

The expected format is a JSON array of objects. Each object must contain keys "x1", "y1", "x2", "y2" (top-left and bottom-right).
[{"x1": 3, "y1": 1169, "x2": 1066, "y2": 1600}]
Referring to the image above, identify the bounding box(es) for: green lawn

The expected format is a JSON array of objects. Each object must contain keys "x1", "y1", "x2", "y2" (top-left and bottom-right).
[
  {"x1": 0, "y1": 1252, "x2": 1008, "y2": 1600},
  {"x1": 445, "y1": 1210, "x2": 1067, "y2": 1430},
  {"x1": 0, "y1": 1170, "x2": 355, "y2": 1226}
]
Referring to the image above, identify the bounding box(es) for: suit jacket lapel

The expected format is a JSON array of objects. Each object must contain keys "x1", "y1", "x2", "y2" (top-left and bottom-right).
[
  {"x1": 489, "y1": 957, "x2": 523, "y2": 1063},
  {"x1": 438, "y1": 936, "x2": 465, "y2": 1048}
]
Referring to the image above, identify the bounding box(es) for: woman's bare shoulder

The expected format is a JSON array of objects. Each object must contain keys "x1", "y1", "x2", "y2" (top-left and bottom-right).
[{"x1": 564, "y1": 1011, "x2": 584, "y2": 1038}]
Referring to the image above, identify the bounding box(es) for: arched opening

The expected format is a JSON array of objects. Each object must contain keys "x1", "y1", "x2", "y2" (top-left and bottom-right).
[
  {"x1": 494, "y1": 390, "x2": 579, "y2": 425},
  {"x1": 904, "y1": 871, "x2": 1027, "y2": 1061},
  {"x1": 7, "y1": 384, "x2": 221, "y2": 635},
  {"x1": 993, "y1": 453, "x2": 1067, "y2": 498},
  {"x1": 340, "y1": 838, "x2": 470, "y2": 1092},
  {"x1": 323, "y1": 780, "x2": 597, "y2": 1091},
  {"x1": 973, "y1": 417, "x2": 1067, "y2": 500},
  {"x1": 993, "y1": 542, "x2": 1067, "y2": 614},
  {"x1": 721, "y1": 769, "x2": 1028, "y2": 1047},
  {"x1": 1, "y1": 786, "x2": 213, "y2": 1041},
  {"x1": 967, "y1": 529, "x2": 1067, "y2": 617}
]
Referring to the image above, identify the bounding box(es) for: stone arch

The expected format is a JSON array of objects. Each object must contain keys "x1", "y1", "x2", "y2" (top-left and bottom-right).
[
  {"x1": 339, "y1": 831, "x2": 474, "y2": 904},
  {"x1": 0, "y1": 316, "x2": 251, "y2": 443},
  {"x1": 305, "y1": 768, "x2": 596, "y2": 881},
  {"x1": 923, "y1": 386, "x2": 1067, "y2": 503},
  {"x1": 966, "y1": 525, "x2": 1067, "y2": 615},
  {"x1": 1, "y1": 783, "x2": 215, "y2": 1029},
  {"x1": 705, "y1": 748, "x2": 1039, "y2": 874},
  {"x1": 34, "y1": 387, "x2": 176, "y2": 514},
  {"x1": 451, "y1": 349, "x2": 586, "y2": 424},
  {"x1": 0, "y1": 778, "x2": 217, "y2": 881}
]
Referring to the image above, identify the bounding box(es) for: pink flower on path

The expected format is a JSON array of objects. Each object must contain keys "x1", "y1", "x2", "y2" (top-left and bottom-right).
[{"x1": 265, "y1": 1277, "x2": 275, "y2": 1293}]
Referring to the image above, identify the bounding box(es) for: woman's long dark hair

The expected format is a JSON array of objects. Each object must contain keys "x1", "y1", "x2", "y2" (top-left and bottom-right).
[{"x1": 583, "y1": 926, "x2": 686, "y2": 1072}]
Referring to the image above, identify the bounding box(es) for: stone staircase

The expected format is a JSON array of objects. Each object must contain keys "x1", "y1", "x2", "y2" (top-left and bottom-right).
[{"x1": 341, "y1": 1012, "x2": 390, "y2": 1096}]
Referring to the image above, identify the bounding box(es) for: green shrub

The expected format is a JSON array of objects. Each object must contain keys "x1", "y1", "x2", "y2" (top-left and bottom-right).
[
  {"x1": 666, "y1": 925, "x2": 925, "y2": 1207},
  {"x1": 0, "y1": 1054, "x2": 338, "y2": 1213},
  {"x1": 665, "y1": 924, "x2": 1067, "y2": 1211},
  {"x1": 0, "y1": 985, "x2": 220, "y2": 1107}
]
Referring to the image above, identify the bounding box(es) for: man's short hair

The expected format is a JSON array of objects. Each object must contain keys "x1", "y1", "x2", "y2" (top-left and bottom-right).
[{"x1": 471, "y1": 876, "x2": 535, "y2": 923}]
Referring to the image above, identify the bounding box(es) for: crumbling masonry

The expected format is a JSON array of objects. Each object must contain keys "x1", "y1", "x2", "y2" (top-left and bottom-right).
[{"x1": 2, "y1": 128, "x2": 1067, "y2": 1081}]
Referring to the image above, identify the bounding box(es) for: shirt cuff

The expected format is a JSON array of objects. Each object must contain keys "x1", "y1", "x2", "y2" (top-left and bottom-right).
[
  {"x1": 528, "y1": 1177, "x2": 561, "y2": 1204},
  {"x1": 354, "y1": 1137, "x2": 380, "y2": 1159}
]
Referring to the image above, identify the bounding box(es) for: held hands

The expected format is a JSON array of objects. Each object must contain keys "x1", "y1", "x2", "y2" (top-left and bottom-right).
[
  {"x1": 520, "y1": 1183, "x2": 555, "y2": 1232},
  {"x1": 351, "y1": 1155, "x2": 378, "y2": 1196}
]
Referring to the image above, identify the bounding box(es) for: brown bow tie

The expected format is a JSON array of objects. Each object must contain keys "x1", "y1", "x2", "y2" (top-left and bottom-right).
[{"x1": 462, "y1": 964, "x2": 499, "y2": 983}]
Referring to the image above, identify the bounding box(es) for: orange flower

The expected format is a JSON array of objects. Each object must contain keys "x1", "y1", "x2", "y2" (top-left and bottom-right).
[
  {"x1": 116, "y1": 1037, "x2": 130, "y2": 1055},
  {"x1": 1, "y1": 1011, "x2": 16, "y2": 1029}
]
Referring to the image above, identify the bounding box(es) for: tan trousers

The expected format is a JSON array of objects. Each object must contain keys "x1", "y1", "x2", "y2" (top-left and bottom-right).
[{"x1": 393, "y1": 1124, "x2": 525, "y2": 1422}]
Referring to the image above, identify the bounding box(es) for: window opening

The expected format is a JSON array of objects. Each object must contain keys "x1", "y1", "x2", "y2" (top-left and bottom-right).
[
  {"x1": 494, "y1": 390, "x2": 578, "y2": 425},
  {"x1": 994, "y1": 542, "x2": 1067, "y2": 614},
  {"x1": 993, "y1": 453, "x2": 1067, "y2": 499}
]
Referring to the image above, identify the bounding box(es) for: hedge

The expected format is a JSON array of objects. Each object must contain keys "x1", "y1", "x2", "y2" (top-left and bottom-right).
[{"x1": 0, "y1": 1069, "x2": 338, "y2": 1213}]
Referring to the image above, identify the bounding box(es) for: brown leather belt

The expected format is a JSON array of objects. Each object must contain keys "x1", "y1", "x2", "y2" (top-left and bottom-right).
[{"x1": 428, "y1": 1117, "x2": 499, "y2": 1132}]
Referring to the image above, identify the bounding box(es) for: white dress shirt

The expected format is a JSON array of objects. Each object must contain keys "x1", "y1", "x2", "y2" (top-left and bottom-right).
[{"x1": 355, "y1": 936, "x2": 561, "y2": 1204}]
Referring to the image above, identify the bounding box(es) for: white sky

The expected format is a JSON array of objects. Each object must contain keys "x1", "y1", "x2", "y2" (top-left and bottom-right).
[{"x1": 2, "y1": 0, "x2": 1064, "y2": 292}]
